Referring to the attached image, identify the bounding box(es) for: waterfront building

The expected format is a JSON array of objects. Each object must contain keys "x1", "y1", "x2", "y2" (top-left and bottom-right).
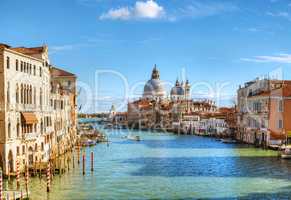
[
  {"x1": 127, "y1": 66, "x2": 232, "y2": 135},
  {"x1": 236, "y1": 78, "x2": 291, "y2": 146},
  {"x1": 0, "y1": 43, "x2": 77, "y2": 175}
]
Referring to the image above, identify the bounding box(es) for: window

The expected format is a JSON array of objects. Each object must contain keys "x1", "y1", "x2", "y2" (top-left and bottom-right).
[
  {"x1": 6, "y1": 56, "x2": 10, "y2": 69},
  {"x1": 40, "y1": 88, "x2": 43, "y2": 106},
  {"x1": 34, "y1": 87, "x2": 36, "y2": 105},
  {"x1": 33, "y1": 65, "x2": 36, "y2": 75},
  {"x1": 8, "y1": 122, "x2": 11, "y2": 139},
  {"x1": 7, "y1": 82, "x2": 10, "y2": 103},
  {"x1": 278, "y1": 99, "x2": 283, "y2": 112},
  {"x1": 16, "y1": 122, "x2": 20, "y2": 138},
  {"x1": 278, "y1": 119, "x2": 283, "y2": 129},
  {"x1": 22, "y1": 146, "x2": 25, "y2": 155},
  {"x1": 17, "y1": 146, "x2": 20, "y2": 156},
  {"x1": 20, "y1": 61, "x2": 23, "y2": 72},
  {"x1": 39, "y1": 67, "x2": 42, "y2": 77},
  {"x1": 16, "y1": 59, "x2": 19, "y2": 71},
  {"x1": 24, "y1": 62, "x2": 26, "y2": 73},
  {"x1": 16, "y1": 84, "x2": 19, "y2": 103}
]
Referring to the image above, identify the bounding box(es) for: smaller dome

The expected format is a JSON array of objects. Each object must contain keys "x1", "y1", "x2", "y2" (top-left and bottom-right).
[{"x1": 171, "y1": 86, "x2": 185, "y2": 96}]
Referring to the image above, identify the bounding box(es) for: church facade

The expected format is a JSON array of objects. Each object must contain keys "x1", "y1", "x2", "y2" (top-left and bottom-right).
[{"x1": 127, "y1": 66, "x2": 220, "y2": 133}]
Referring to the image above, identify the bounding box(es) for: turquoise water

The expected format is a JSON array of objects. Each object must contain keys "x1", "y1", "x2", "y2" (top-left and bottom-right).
[{"x1": 7, "y1": 129, "x2": 291, "y2": 200}]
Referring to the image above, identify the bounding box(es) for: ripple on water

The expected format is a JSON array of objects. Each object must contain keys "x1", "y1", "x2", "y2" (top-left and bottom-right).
[{"x1": 7, "y1": 131, "x2": 291, "y2": 200}]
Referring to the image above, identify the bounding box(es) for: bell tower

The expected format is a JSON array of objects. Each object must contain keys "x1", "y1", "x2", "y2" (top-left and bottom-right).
[{"x1": 151, "y1": 64, "x2": 160, "y2": 79}]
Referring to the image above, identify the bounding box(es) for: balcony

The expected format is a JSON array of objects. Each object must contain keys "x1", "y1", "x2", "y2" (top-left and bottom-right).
[{"x1": 23, "y1": 132, "x2": 38, "y2": 141}]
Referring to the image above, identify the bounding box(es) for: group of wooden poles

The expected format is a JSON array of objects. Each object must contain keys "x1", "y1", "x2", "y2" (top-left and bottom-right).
[{"x1": 0, "y1": 147, "x2": 95, "y2": 199}]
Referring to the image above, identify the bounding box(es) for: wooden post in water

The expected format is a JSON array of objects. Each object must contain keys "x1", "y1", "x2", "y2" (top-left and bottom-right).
[
  {"x1": 67, "y1": 156, "x2": 70, "y2": 171},
  {"x1": 90, "y1": 151, "x2": 94, "y2": 172},
  {"x1": 72, "y1": 152, "x2": 75, "y2": 169},
  {"x1": 0, "y1": 170, "x2": 3, "y2": 200},
  {"x1": 82, "y1": 153, "x2": 85, "y2": 175},
  {"x1": 16, "y1": 159, "x2": 20, "y2": 190},
  {"x1": 46, "y1": 162, "x2": 51, "y2": 192},
  {"x1": 77, "y1": 147, "x2": 80, "y2": 165},
  {"x1": 25, "y1": 164, "x2": 29, "y2": 199}
]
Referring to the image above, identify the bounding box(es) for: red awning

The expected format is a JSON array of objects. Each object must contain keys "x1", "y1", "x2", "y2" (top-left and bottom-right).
[
  {"x1": 21, "y1": 112, "x2": 38, "y2": 124},
  {"x1": 269, "y1": 130, "x2": 286, "y2": 140}
]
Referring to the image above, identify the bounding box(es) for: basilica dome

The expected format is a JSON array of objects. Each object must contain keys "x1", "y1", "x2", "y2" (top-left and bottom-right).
[
  {"x1": 171, "y1": 80, "x2": 185, "y2": 96},
  {"x1": 143, "y1": 65, "x2": 166, "y2": 99}
]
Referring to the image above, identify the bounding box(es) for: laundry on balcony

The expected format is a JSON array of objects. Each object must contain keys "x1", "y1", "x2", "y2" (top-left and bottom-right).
[{"x1": 21, "y1": 112, "x2": 38, "y2": 124}]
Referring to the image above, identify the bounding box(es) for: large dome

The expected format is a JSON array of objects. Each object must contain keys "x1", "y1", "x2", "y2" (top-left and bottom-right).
[
  {"x1": 143, "y1": 65, "x2": 166, "y2": 98},
  {"x1": 143, "y1": 79, "x2": 166, "y2": 97}
]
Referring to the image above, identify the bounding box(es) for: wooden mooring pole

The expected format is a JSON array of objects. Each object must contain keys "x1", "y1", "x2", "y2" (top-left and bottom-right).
[
  {"x1": 47, "y1": 162, "x2": 51, "y2": 192},
  {"x1": 82, "y1": 153, "x2": 85, "y2": 175},
  {"x1": 0, "y1": 170, "x2": 3, "y2": 200},
  {"x1": 90, "y1": 151, "x2": 94, "y2": 172},
  {"x1": 25, "y1": 164, "x2": 29, "y2": 199},
  {"x1": 16, "y1": 159, "x2": 20, "y2": 189}
]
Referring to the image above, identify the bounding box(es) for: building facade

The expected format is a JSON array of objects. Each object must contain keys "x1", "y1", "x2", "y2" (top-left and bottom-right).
[
  {"x1": 0, "y1": 43, "x2": 77, "y2": 175},
  {"x1": 237, "y1": 78, "x2": 291, "y2": 146}
]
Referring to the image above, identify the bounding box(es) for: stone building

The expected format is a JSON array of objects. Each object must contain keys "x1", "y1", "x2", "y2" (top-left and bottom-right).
[
  {"x1": 236, "y1": 78, "x2": 291, "y2": 146},
  {"x1": 0, "y1": 43, "x2": 77, "y2": 175}
]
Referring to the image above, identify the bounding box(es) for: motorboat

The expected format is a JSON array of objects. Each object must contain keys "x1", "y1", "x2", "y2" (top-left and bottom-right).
[
  {"x1": 280, "y1": 145, "x2": 291, "y2": 159},
  {"x1": 127, "y1": 135, "x2": 141, "y2": 141},
  {"x1": 221, "y1": 139, "x2": 237, "y2": 144},
  {"x1": 81, "y1": 139, "x2": 96, "y2": 147}
]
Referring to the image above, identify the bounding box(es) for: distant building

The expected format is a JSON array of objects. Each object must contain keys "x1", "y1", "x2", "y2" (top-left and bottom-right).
[
  {"x1": 127, "y1": 66, "x2": 233, "y2": 134},
  {"x1": 0, "y1": 43, "x2": 77, "y2": 175}
]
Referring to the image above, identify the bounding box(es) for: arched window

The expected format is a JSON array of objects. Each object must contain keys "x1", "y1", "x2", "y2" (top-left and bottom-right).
[
  {"x1": 40, "y1": 88, "x2": 43, "y2": 106},
  {"x1": 20, "y1": 84, "x2": 23, "y2": 104},
  {"x1": 6, "y1": 56, "x2": 10, "y2": 69},
  {"x1": 24, "y1": 85, "x2": 27, "y2": 104},
  {"x1": 16, "y1": 121, "x2": 20, "y2": 138},
  {"x1": 41, "y1": 119, "x2": 43, "y2": 134},
  {"x1": 26, "y1": 85, "x2": 29, "y2": 104},
  {"x1": 8, "y1": 121, "x2": 11, "y2": 139},
  {"x1": 16, "y1": 84, "x2": 19, "y2": 103},
  {"x1": 29, "y1": 86, "x2": 32, "y2": 104},
  {"x1": 34, "y1": 87, "x2": 36, "y2": 105},
  {"x1": 7, "y1": 82, "x2": 10, "y2": 103}
]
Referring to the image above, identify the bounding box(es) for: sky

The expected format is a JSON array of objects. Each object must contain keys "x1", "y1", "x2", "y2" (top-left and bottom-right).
[{"x1": 1, "y1": 0, "x2": 291, "y2": 113}]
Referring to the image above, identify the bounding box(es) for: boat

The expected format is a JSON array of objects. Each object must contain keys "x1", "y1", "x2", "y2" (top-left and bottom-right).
[
  {"x1": 81, "y1": 139, "x2": 96, "y2": 147},
  {"x1": 221, "y1": 139, "x2": 237, "y2": 144},
  {"x1": 127, "y1": 135, "x2": 141, "y2": 141},
  {"x1": 280, "y1": 145, "x2": 291, "y2": 159}
]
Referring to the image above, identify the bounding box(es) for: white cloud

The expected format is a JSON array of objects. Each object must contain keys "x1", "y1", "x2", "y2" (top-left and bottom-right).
[
  {"x1": 241, "y1": 54, "x2": 291, "y2": 64},
  {"x1": 134, "y1": 0, "x2": 164, "y2": 18},
  {"x1": 99, "y1": 0, "x2": 165, "y2": 20},
  {"x1": 100, "y1": 7, "x2": 131, "y2": 20}
]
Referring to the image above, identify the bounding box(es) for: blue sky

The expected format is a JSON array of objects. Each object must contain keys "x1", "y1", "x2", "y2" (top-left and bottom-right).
[{"x1": 1, "y1": 0, "x2": 291, "y2": 112}]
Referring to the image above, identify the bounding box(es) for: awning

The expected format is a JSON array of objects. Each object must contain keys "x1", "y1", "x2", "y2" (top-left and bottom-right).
[
  {"x1": 269, "y1": 130, "x2": 286, "y2": 140},
  {"x1": 21, "y1": 112, "x2": 38, "y2": 124}
]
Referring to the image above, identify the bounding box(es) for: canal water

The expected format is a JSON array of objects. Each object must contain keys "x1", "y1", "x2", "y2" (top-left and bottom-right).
[{"x1": 6, "y1": 129, "x2": 291, "y2": 199}]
